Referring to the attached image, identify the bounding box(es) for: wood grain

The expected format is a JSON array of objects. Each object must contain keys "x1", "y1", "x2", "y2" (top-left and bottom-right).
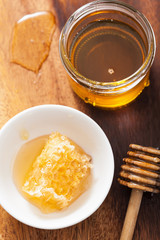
[{"x1": 0, "y1": 0, "x2": 160, "y2": 239}]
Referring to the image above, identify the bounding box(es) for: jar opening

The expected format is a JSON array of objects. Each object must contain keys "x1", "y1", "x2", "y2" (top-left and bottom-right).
[{"x1": 59, "y1": 0, "x2": 156, "y2": 92}]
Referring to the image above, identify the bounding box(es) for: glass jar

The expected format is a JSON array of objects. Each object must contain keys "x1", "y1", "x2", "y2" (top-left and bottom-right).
[{"x1": 59, "y1": 0, "x2": 156, "y2": 109}]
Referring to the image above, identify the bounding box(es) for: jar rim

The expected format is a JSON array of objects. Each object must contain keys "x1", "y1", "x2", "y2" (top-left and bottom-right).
[{"x1": 59, "y1": 0, "x2": 156, "y2": 91}]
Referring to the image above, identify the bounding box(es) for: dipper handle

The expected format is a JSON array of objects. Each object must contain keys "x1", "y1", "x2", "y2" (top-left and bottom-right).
[{"x1": 120, "y1": 189, "x2": 143, "y2": 240}]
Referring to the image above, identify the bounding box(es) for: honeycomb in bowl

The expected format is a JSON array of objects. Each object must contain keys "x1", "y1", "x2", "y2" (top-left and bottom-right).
[{"x1": 22, "y1": 132, "x2": 92, "y2": 213}]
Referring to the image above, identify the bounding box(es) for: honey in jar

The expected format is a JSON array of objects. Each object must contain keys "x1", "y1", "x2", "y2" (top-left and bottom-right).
[
  {"x1": 70, "y1": 19, "x2": 145, "y2": 82},
  {"x1": 59, "y1": 1, "x2": 156, "y2": 108}
]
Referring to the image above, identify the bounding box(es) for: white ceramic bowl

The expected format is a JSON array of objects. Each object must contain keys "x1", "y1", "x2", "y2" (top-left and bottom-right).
[{"x1": 0, "y1": 104, "x2": 114, "y2": 229}]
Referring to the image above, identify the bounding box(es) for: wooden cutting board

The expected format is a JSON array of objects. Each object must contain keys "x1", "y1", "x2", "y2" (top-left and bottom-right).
[
  {"x1": 0, "y1": 0, "x2": 90, "y2": 128},
  {"x1": 0, "y1": 1, "x2": 96, "y2": 239},
  {"x1": 0, "y1": 0, "x2": 85, "y2": 238}
]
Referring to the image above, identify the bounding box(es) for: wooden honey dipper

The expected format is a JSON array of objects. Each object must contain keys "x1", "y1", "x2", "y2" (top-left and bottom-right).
[{"x1": 118, "y1": 144, "x2": 160, "y2": 240}]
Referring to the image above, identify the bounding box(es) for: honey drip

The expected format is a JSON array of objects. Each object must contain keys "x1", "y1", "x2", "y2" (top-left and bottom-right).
[
  {"x1": 11, "y1": 11, "x2": 56, "y2": 72},
  {"x1": 13, "y1": 135, "x2": 48, "y2": 196}
]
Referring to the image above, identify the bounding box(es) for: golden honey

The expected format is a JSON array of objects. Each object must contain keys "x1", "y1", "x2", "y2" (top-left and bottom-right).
[
  {"x1": 11, "y1": 11, "x2": 56, "y2": 72},
  {"x1": 59, "y1": 0, "x2": 156, "y2": 108},
  {"x1": 70, "y1": 20, "x2": 145, "y2": 83},
  {"x1": 13, "y1": 132, "x2": 92, "y2": 213}
]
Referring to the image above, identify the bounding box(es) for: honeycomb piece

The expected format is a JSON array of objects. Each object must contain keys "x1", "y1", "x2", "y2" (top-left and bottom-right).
[{"x1": 22, "y1": 132, "x2": 92, "y2": 213}]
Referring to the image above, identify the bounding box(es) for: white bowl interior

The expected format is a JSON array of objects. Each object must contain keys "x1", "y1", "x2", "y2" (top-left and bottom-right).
[{"x1": 0, "y1": 105, "x2": 114, "y2": 229}]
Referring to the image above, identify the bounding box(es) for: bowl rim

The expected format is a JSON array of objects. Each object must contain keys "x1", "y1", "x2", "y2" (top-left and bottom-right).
[{"x1": 0, "y1": 104, "x2": 114, "y2": 229}]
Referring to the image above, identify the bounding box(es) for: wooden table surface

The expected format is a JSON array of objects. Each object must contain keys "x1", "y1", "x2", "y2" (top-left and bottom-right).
[{"x1": 0, "y1": 0, "x2": 160, "y2": 239}]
